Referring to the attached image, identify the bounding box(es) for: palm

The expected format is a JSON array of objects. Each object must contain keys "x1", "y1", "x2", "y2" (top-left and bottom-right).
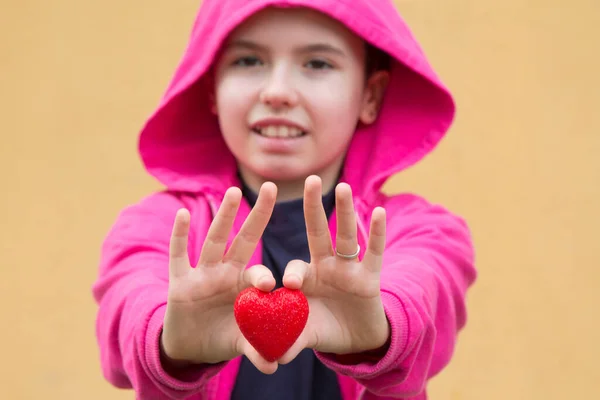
[
  {"x1": 307, "y1": 257, "x2": 381, "y2": 298},
  {"x1": 162, "y1": 184, "x2": 280, "y2": 374},
  {"x1": 166, "y1": 263, "x2": 243, "y2": 359},
  {"x1": 280, "y1": 176, "x2": 389, "y2": 362},
  {"x1": 168, "y1": 262, "x2": 241, "y2": 304}
]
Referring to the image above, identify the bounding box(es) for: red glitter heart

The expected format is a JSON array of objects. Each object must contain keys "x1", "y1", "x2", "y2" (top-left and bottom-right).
[{"x1": 234, "y1": 287, "x2": 309, "y2": 362}]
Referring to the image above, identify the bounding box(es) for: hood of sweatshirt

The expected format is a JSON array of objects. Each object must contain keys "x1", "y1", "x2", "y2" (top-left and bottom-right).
[{"x1": 137, "y1": 0, "x2": 455, "y2": 205}]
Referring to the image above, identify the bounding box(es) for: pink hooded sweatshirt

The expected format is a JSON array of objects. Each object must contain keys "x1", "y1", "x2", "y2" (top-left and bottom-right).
[{"x1": 91, "y1": 0, "x2": 477, "y2": 399}]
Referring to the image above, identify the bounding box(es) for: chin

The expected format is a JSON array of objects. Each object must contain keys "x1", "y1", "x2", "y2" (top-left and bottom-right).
[{"x1": 259, "y1": 169, "x2": 308, "y2": 183}]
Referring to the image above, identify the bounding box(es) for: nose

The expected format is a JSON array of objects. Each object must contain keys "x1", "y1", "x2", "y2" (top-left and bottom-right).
[{"x1": 259, "y1": 64, "x2": 299, "y2": 109}]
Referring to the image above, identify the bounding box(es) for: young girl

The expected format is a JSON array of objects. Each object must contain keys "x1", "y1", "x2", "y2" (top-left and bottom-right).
[{"x1": 92, "y1": 0, "x2": 477, "y2": 399}]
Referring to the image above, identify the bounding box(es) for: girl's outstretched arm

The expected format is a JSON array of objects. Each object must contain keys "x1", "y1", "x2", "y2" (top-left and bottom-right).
[
  {"x1": 315, "y1": 193, "x2": 477, "y2": 399},
  {"x1": 92, "y1": 192, "x2": 224, "y2": 399}
]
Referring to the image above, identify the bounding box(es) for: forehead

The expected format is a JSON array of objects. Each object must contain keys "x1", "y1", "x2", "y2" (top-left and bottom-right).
[{"x1": 224, "y1": 7, "x2": 364, "y2": 51}]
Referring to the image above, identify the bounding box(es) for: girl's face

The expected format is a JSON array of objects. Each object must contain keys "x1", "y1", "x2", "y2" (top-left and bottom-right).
[{"x1": 213, "y1": 7, "x2": 388, "y2": 200}]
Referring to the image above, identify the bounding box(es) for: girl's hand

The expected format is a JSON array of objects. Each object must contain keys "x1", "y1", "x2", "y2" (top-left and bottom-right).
[
  {"x1": 279, "y1": 176, "x2": 389, "y2": 362},
  {"x1": 161, "y1": 183, "x2": 280, "y2": 374}
]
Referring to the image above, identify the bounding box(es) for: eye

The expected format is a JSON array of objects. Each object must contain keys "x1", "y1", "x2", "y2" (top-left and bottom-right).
[
  {"x1": 305, "y1": 59, "x2": 333, "y2": 70},
  {"x1": 232, "y1": 56, "x2": 263, "y2": 67}
]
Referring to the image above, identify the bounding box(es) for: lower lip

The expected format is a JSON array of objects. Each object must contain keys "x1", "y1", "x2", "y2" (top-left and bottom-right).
[{"x1": 252, "y1": 131, "x2": 307, "y2": 153}]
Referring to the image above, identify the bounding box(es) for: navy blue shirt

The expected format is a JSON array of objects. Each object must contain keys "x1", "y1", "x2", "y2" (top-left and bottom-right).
[{"x1": 231, "y1": 182, "x2": 342, "y2": 400}]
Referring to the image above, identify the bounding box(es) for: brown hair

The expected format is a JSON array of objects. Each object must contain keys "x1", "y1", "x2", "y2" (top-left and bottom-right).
[{"x1": 365, "y1": 43, "x2": 391, "y2": 77}]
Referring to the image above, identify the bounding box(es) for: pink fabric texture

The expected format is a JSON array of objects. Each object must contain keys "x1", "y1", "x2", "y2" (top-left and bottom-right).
[{"x1": 91, "y1": 0, "x2": 477, "y2": 398}]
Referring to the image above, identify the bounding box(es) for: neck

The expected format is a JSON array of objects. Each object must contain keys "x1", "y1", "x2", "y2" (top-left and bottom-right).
[{"x1": 238, "y1": 163, "x2": 343, "y2": 203}]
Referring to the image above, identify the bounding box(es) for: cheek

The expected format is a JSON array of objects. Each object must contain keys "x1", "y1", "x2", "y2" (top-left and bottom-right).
[
  {"x1": 308, "y1": 72, "x2": 363, "y2": 108},
  {"x1": 215, "y1": 76, "x2": 257, "y2": 117},
  {"x1": 215, "y1": 79, "x2": 254, "y2": 144},
  {"x1": 306, "y1": 80, "x2": 364, "y2": 128}
]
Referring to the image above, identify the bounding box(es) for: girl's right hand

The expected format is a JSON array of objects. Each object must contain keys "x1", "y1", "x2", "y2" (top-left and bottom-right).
[{"x1": 161, "y1": 182, "x2": 279, "y2": 374}]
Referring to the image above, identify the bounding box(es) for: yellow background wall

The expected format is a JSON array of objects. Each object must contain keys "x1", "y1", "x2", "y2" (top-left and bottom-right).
[{"x1": 2, "y1": 0, "x2": 598, "y2": 398}]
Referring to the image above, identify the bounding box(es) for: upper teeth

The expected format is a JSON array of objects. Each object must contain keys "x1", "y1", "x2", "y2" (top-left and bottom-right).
[{"x1": 256, "y1": 126, "x2": 304, "y2": 138}]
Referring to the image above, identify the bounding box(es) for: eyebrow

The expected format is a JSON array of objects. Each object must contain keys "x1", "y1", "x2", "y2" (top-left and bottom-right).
[{"x1": 227, "y1": 40, "x2": 347, "y2": 57}]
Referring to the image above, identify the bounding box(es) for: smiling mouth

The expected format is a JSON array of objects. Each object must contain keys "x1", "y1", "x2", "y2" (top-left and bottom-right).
[{"x1": 252, "y1": 125, "x2": 307, "y2": 138}]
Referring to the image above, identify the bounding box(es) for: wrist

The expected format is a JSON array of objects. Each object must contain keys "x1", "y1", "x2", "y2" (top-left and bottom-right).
[
  {"x1": 334, "y1": 317, "x2": 391, "y2": 365},
  {"x1": 160, "y1": 331, "x2": 193, "y2": 371}
]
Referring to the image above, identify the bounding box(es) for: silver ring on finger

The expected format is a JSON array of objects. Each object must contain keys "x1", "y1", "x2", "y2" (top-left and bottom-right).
[{"x1": 335, "y1": 245, "x2": 360, "y2": 260}]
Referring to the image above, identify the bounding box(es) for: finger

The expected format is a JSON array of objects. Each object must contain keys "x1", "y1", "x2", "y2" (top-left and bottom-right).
[
  {"x1": 238, "y1": 338, "x2": 278, "y2": 375},
  {"x1": 169, "y1": 208, "x2": 191, "y2": 278},
  {"x1": 361, "y1": 207, "x2": 387, "y2": 273},
  {"x1": 334, "y1": 183, "x2": 359, "y2": 262},
  {"x1": 198, "y1": 187, "x2": 242, "y2": 266},
  {"x1": 282, "y1": 259, "x2": 310, "y2": 290},
  {"x1": 303, "y1": 176, "x2": 333, "y2": 261},
  {"x1": 242, "y1": 264, "x2": 276, "y2": 292},
  {"x1": 224, "y1": 182, "x2": 277, "y2": 267}
]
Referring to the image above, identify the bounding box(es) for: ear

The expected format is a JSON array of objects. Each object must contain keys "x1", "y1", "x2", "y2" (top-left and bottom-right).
[{"x1": 359, "y1": 71, "x2": 390, "y2": 125}]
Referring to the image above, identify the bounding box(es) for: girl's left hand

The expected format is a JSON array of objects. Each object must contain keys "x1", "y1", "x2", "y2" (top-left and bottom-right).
[{"x1": 279, "y1": 175, "x2": 389, "y2": 363}]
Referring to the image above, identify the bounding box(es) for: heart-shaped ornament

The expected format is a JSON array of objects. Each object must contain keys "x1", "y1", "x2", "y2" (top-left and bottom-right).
[{"x1": 234, "y1": 287, "x2": 309, "y2": 362}]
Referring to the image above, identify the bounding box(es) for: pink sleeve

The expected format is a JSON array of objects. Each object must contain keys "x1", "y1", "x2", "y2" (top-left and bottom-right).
[
  {"x1": 315, "y1": 194, "x2": 477, "y2": 398},
  {"x1": 91, "y1": 192, "x2": 225, "y2": 399}
]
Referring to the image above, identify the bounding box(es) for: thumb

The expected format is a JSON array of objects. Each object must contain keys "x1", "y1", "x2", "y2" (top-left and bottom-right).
[
  {"x1": 236, "y1": 336, "x2": 278, "y2": 375},
  {"x1": 277, "y1": 329, "x2": 311, "y2": 365},
  {"x1": 282, "y1": 259, "x2": 310, "y2": 290}
]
